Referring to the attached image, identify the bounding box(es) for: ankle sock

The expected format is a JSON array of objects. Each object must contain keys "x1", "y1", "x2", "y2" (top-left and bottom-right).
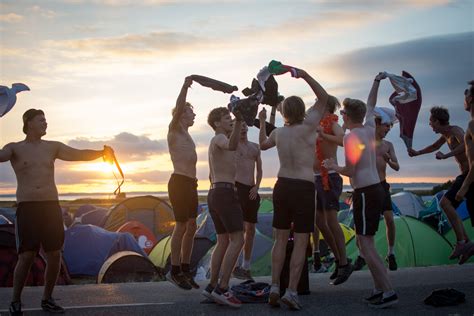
[
  {"x1": 181, "y1": 263, "x2": 190, "y2": 273},
  {"x1": 171, "y1": 265, "x2": 181, "y2": 275}
]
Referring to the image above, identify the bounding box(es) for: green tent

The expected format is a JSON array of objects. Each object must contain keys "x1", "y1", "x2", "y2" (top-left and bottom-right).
[
  {"x1": 148, "y1": 235, "x2": 171, "y2": 269},
  {"x1": 444, "y1": 218, "x2": 474, "y2": 264},
  {"x1": 346, "y1": 216, "x2": 454, "y2": 268},
  {"x1": 258, "y1": 199, "x2": 274, "y2": 214}
]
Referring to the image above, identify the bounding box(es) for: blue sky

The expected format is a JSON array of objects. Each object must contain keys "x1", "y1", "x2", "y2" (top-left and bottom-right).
[{"x1": 1, "y1": 0, "x2": 473, "y2": 194}]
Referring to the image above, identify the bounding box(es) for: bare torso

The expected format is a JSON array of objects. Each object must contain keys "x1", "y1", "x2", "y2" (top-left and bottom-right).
[
  {"x1": 209, "y1": 134, "x2": 237, "y2": 184},
  {"x1": 7, "y1": 140, "x2": 60, "y2": 202},
  {"x1": 347, "y1": 125, "x2": 380, "y2": 189},
  {"x1": 275, "y1": 124, "x2": 317, "y2": 183},
  {"x1": 376, "y1": 140, "x2": 391, "y2": 181},
  {"x1": 167, "y1": 126, "x2": 197, "y2": 178},
  {"x1": 443, "y1": 126, "x2": 469, "y2": 173},
  {"x1": 465, "y1": 121, "x2": 474, "y2": 173},
  {"x1": 235, "y1": 141, "x2": 259, "y2": 186},
  {"x1": 314, "y1": 121, "x2": 339, "y2": 173}
]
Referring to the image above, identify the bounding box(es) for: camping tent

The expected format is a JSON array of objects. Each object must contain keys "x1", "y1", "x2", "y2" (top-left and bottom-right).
[
  {"x1": 103, "y1": 196, "x2": 175, "y2": 241},
  {"x1": 391, "y1": 191, "x2": 425, "y2": 217},
  {"x1": 346, "y1": 216, "x2": 454, "y2": 268},
  {"x1": 74, "y1": 205, "x2": 108, "y2": 227},
  {"x1": 97, "y1": 251, "x2": 158, "y2": 284},
  {"x1": 117, "y1": 221, "x2": 157, "y2": 254},
  {"x1": 63, "y1": 224, "x2": 146, "y2": 276},
  {"x1": 0, "y1": 208, "x2": 15, "y2": 223},
  {"x1": 0, "y1": 224, "x2": 70, "y2": 287}
]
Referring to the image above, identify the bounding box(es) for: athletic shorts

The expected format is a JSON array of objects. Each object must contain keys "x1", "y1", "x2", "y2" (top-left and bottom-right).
[
  {"x1": 444, "y1": 173, "x2": 474, "y2": 227},
  {"x1": 236, "y1": 182, "x2": 260, "y2": 224},
  {"x1": 315, "y1": 173, "x2": 343, "y2": 211},
  {"x1": 15, "y1": 201, "x2": 65, "y2": 253},
  {"x1": 272, "y1": 177, "x2": 315, "y2": 233},
  {"x1": 381, "y1": 180, "x2": 393, "y2": 212},
  {"x1": 168, "y1": 173, "x2": 198, "y2": 222},
  {"x1": 208, "y1": 186, "x2": 244, "y2": 234},
  {"x1": 352, "y1": 183, "x2": 384, "y2": 236}
]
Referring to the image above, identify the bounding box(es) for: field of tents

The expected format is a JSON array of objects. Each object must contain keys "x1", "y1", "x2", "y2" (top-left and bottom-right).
[{"x1": 0, "y1": 191, "x2": 472, "y2": 287}]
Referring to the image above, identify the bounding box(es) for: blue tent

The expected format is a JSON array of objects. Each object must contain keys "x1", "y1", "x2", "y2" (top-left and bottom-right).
[{"x1": 63, "y1": 224, "x2": 146, "y2": 276}]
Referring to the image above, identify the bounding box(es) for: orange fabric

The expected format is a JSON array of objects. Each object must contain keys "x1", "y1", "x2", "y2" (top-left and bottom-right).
[{"x1": 316, "y1": 114, "x2": 339, "y2": 191}]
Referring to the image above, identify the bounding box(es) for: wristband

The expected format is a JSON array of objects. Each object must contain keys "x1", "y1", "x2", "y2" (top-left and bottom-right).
[{"x1": 374, "y1": 79, "x2": 380, "y2": 82}]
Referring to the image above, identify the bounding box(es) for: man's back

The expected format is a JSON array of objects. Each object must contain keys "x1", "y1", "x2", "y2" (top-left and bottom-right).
[
  {"x1": 275, "y1": 124, "x2": 317, "y2": 183},
  {"x1": 8, "y1": 140, "x2": 59, "y2": 202},
  {"x1": 348, "y1": 126, "x2": 380, "y2": 189}
]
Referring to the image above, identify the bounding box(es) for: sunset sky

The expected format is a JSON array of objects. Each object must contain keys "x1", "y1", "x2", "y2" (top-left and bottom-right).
[{"x1": 1, "y1": 0, "x2": 473, "y2": 195}]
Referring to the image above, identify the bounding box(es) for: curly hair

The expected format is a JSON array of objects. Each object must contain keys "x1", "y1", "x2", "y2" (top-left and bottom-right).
[
  {"x1": 207, "y1": 107, "x2": 230, "y2": 130},
  {"x1": 430, "y1": 106, "x2": 449, "y2": 125}
]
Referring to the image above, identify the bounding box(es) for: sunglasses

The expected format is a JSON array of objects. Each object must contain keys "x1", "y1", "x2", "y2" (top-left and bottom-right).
[{"x1": 340, "y1": 109, "x2": 347, "y2": 115}]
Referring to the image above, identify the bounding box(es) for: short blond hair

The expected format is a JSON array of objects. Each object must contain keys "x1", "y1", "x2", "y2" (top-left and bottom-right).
[{"x1": 343, "y1": 98, "x2": 366, "y2": 124}]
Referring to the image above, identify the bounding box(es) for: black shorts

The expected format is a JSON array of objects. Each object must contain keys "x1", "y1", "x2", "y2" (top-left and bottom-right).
[
  {"x1": 208, "y1": 186, "x2": 243, "y2": 234},
  {"x1": 353, "y1": 183, "x2": 384, "y2": 236},
  {"x1": 236, "y1": 182, "x2": 260, "y2": 224},
  {"x1": 381, "y1": 180, "x2": 393, "y2": 212},
  {"x1": 272, "y1": 177, "x2": 315, "y2": 233},
  {"x1": 168, "y1": 173, "x2": 198, "y2": 222},
  {"x1": 444, "y1": 173, "x2": 474, "y2": 226},
  {"x1": 15, "y1": 201, "x2": 64, "y2": 253},
  {"x1": 315, "y1": 173, "x2": 343, "y2": 211}
]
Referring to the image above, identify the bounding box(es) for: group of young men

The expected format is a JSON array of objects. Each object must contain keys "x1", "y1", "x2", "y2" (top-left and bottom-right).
[{"x1": 1, "y1": 70, "x2": 473, "y2": 314}]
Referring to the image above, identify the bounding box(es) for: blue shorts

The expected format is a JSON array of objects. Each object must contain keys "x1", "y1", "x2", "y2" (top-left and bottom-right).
[{"x1": 315, "y1": 173, "x2": 343, "y2": 211}]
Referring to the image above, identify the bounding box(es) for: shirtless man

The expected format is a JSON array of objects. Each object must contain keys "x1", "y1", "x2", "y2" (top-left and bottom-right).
[
  {"x1": 232, "y1": 123, "x2": 262, "y2": 280},
  {"x1": 455, "y1": 80, "x2": 474, "y2": 264},
  {"x1": 202, "y1": 107, "x2": 244, "y2": 308},
  {"x1": 313, "y1": 95, "x2": 353, "y2": 285},
  {"x1": 259, "y1": 68, "x2": 328, "y2": 310},
  {"x1": 354, "y1": 78, "x2": 399, "y2": 272},
  {"x1": 324, "y1": 73, "x2": 398, "y2": 308},
  {"x1": 166, "y1": 76, "x2": 199, "y2": 290},
  {"x1": 408, "y1": 106, "x2": 472, "y2": 260},
  {"x1": 0, "y1": 109, "x2": 114, "y2": 315}
]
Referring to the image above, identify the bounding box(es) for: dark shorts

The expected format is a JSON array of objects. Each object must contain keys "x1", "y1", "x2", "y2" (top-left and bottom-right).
[
  {"x1": 272, "y1": 177, "x2": 315, "y2": 233},
  {"x1": 236, "y1": 182, "x2": 260, "y2": 224},
  {"x1": 381, "y1": 180, "x2": 393, "y2": 212},
  {"x1": 353, "y1": 183, "x2": 384, "y2": 236},
  {"x1": 315, "y1": 173, "x2": 343, "y2": 211},
  {"x1": 15, "y1": 201, "x2": 65, "y2": 253},
  {"x1": 168, "y1": 173, "x2": 198, "y2": 222},
  {"x1": 208, "y1": 186, "x2": 244, "y2": 234},
  {"x1": 444, "y1": 173, "x2": 474, "y2": 227}
]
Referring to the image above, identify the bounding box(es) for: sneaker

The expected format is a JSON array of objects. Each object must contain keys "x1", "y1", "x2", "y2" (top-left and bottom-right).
[
  {"x1": 183, "y1": 271, "x2": 200, "y2": 289},
  {"x1": 268, "y1": 286, "x2": 280, "y2": 307},
  {"x1": 386, "y1": 254, "x2": 398, "y2": 271},
  {"x1": 280, "y1": 290, "x2": 302, "y2": 311},
  {"x1": 368, "y1": 293, "x2": 399, "y2": 309},
  {"x1": 211, "y1": 288, "x2": 242, "y2": 308},
  {"x1": 363, "y1": 291, "x2": 383, "y2": 303},
  {"x1": 202, "y1": 283, "x2": 215, "y2": 301},
  {"x1": 449, "y1": 242, "x2": 468, "y2": 259},
  {"x1": 41, "y1": 298, "x2": 65, "y2": 314},
  {"x1": 166, "y1": 271, "x2": 192, "y2": 290},
  {"x1": 332, "y1": 263, "x2": 353, "y2": 285},
  {"x1": 458, "y1": 242, "x2": 474, "y2": 265},
  {"x1": 329, "y1": 265, "x2": 338, "y2": 280},
  {"x1": 353, "y1": 256, "x2": 366, "y2": 271},
  {"x1": 232, "y1": 266, "x2": 253, "y2": 280},
  {"x1": 9, "y1": 301, "x2": 23, "y2": 316}
]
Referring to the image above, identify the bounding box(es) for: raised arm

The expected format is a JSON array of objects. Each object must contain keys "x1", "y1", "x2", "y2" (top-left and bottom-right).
[
  {"x1": 258, "y1": 108, "x2": 276, "y2": 150},
  {"x1": 214, "y1": 118, "x2": 242, "y2": 152},
  {"x1": 296, "y1": 69, "x2": 328, "y2": 127},
  {"x1": 0, "y1": 144, "x2": 13, "y2": 163},
  {"x1": 169, "y1": 76, "x2": 193, "y2": 129},
  {"x1": 408, "y1": 137, "x2": 446, "y2": 157},
  {"x1": 366, "y1": 72, "x2": 387, "y2": 127},
  {"x1": 56, "y1": 142, "x2": 113, "y2": 162}
]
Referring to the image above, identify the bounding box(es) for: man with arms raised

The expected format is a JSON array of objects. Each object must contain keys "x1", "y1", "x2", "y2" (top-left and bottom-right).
[
  {"x1": 455, "y1": 80, "x2": 474, "y2": 263},
  {"x1": 202, "y1": 107, "x2": 244, "y2": 308},
  {"x1": 259, "y1": 68, "x2": 327, "y2": 310},
  {"x1": 0, "y1": 109, "x2": 114, "y2": 315},
  {"x1": 166, "y1": 76, "x2": 200, "y2": 290},
  {"x1": 324, "y1": 73, "x2": 398, "y2": 308},
  {"x1": 408, "y1": 106, "x2": 472, "y2": 261},
  {"x1": 232, "y1": 122, "x2": 262, "y2": 280}
]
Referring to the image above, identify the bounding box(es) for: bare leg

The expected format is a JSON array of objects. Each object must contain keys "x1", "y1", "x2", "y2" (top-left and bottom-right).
[
  {"x1": 383, "y1": 211, "x2": 396, "y2": 253},
  {"x1": 358, "y1": 235, "x2": 392, "y2": 292},
  {"x1": 219, "y1": 231, "x2": 244, "y2": 289},
  {"x1": 271, "y1": 229, "x2": 290, "y2": 286},
  {"x1": 243, "y1": 222, "x2": 256, "y2": 264},
  {"x1": 326, "y1": 210, "x2": 347, "y2": 265},
  {"x1": 316, "y1": 209, "x2": 340, "y2": 261},
  {"x1": 181, "y1": 218, "x2": 197, "y2": 264},
  {"x1": 12, "y1": 251, "x2": 36, "y2": 302},
  {"x1": 170, "y1": 221, "x2": 187, "y2": 267},
  {"x1": 440, "y1": 197, "x2": 468, "y2": 241},
  {"x1": 43, "y1": 250, "x2": 61, "y2": 300},
  {"x1": 288, "y1": 233, "x2": 309, "y2": 291},
  {"x1": 210, "y1": 234, "x2": 229, "y2": 287}
]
